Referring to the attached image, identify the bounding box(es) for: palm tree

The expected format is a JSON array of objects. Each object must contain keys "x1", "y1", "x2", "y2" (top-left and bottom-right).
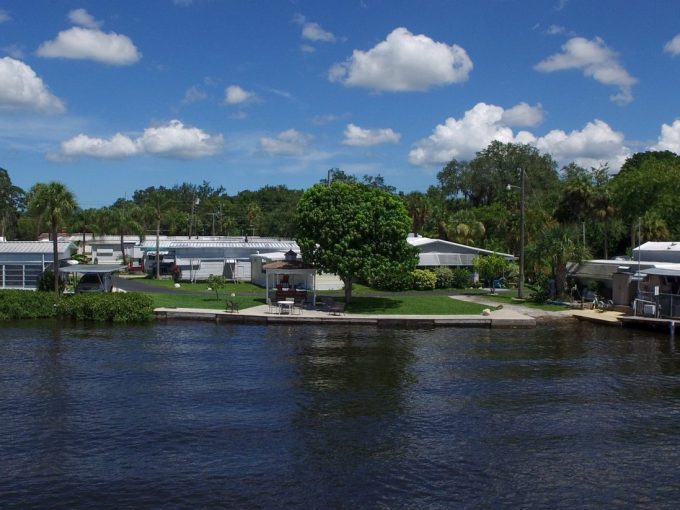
[
  {"x1": 68, "y1": 208, "x2": 101, "y2": 258},
  {"x1": 28, "y1": 182, "x2": 78, "y2": 295},
  {"x1": 144, "y1": 190, "x2": 171, "y2": 279},
  {"x1": 108, "y1": 204, "x2": 145, "y2": 265}
]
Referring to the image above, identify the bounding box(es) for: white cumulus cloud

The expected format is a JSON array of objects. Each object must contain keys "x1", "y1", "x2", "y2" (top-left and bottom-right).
[
  {"x1": 501, "y1": 102, "x2": 544, "y2": 127},
  {"x1": 225, "y1": 85, "x2": 258, "y2": 105},
  {"x1": 259, "y1": 129, "x2": 312, "y2": 157},
  {"x1": 343, "y1": 123, "x2": 401, "y2": 146},
  {"x1": 0, "y1": 9, "x2": 10, "y2": 23},
  {"x1": 651, "y1": 119, "x2": 680, "y2": 152},
  {"x1": 329, "y1": 27, "x2": 472, "y2": 92},
  {"x1": 138, "y1": 120, "x2": 223, "y2": 158},
  {"x1": 534, "y1": 120, "x2": 629, "y2": 169},
  {"x1": 535, "y1": 36, "x2": 637, "y2": 104},
  {"x1": 51, "y1": 133, "x2": 138, "y2": 160},
  {"x1": 37, "y1": 27, "x2": 141, "y2": 65},
  {"x1": 409, "y1": 102, "x2": 630, "y2": 171},
  {"x1": 68, "y1": 8, "x2": 102, "y2": 29},
  {"x1": 664, "y1": 34, "x2": 680, "y2": 56},
  {"x1": 50, "y1": 120, "x2": 223, "y2": 161},
  {"x1": 409, "y1": 103, "x2": 529, "y2": 165},
  {"x1": 0, "y1": 57, "x2": 65, "y2": 113}
]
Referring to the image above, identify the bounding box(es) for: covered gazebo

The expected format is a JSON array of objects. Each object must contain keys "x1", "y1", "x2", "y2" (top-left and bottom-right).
[{"x1": 263, "y1": 250, "x2": 317, "y2": 306}]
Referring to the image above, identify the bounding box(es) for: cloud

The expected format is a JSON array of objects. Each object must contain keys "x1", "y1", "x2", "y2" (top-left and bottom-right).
[
  {"x1": 534, "y1": 119, "x2": 629, "y2": 169},
  {"x1": 545, "y1": 25, "x2": 566, "y2": 35},
  {"x1": 300, "y1": 44, "x2": 316, "y2": 54},
  {"x1": 500, "y1": 102, "x2": 544, "y2": 127},
  {"x1": 664, "y1": 34, "x2": 680, "y2": 56},
  {"x1": 49, "y1": 120, "x2": 223, "y2": 160},
  {"x1": 68, "y1": 8, "x2": 102, "y2": 29},
  {"x1": 329, "y1": 27, "x2": 473, "y2": 92},
  {"x1": 0, "y1": 57, "x2": 65, "y2": 113},
  {"x1": 409, "y1": 103, "x2": 529, "y2": 165},
  {"x1": 182, "y1": 85, "x2": 207, "y2": 104},
  {"x1": 302, "y1": 22, "x2": 336, "y2": 42},
  {"x1": 409, "y1": 102, "x2": 629, "y2": 170},
  {"x1": 138, "y1": 120, "x2": 223, "y2": 158},
  {"x1": 0, "y1": 9, "x2": 10, "y2": 23},
  {"x1": 37, "y1": 27, "x2": 141, "y2": 65},
  {"x1": 651, "y1": 120, "x2": 680, "y2": 152},
  {"x1": 50, "y1": 133, "x2": 138, "y2": 160},
  {"x1": 293, "y1": 14, "x2": 336, "y2": 43},
  {"x1": 224, "y1": 85, "x2": 258, "y2": 105},
  {"x1": 259, "y1": 129, "x2": 312, "y2": 156},
  {"x1": 342, "y1": 123, "x2": 401, "y2": 146},
  {"x1": 2, "y1": 44, "x2": 24, "y2": 59},
  {"x1": 535, "y1": 36, "x2": 637, "y2": 104}
]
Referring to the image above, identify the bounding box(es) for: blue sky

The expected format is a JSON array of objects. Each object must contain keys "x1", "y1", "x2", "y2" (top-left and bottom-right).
[{"x1": 1, "y1": 0, "x2": 680, "y2": 208}]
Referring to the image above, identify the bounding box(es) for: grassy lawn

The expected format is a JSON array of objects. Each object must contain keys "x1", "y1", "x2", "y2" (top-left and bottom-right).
[
  {"x1": 147, "y1": 292, "x2": 263, "y2": 310},
  {"x1": 345, "y1": 296, "x2": 490, "y2": 315},
  {"x1": 479, "y1": 292, "x2": 570, "y2": 311},
  {"x1": 128, "y1": 277, "x2": 263, "y2": 294}
]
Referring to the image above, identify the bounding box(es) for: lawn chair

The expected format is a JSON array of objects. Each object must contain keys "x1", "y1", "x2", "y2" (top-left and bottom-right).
[
  {"x1": 266, "y1": 297, "x2": 277, "y2": 314},
  {"x1": 328, "y1": 302, "x2": 345, "y2": 316},
  {"x1": 225, "y1": 300, "x2": 239, "y2": 313}
]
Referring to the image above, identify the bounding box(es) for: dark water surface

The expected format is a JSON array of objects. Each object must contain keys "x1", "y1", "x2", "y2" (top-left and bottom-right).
[{"x1": 1, "y1": 320, "x2": 680, "y2": 509}]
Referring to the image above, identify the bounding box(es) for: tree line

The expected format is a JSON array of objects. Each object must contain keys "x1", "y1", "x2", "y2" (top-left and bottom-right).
[{"x1": 2, "y1": 142, "x2": 679, "y2": 293}]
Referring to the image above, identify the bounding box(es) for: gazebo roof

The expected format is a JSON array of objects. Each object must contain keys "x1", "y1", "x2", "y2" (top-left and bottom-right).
[{"x1": 263, "y1": 260, "x2": 316, "y2": 271}]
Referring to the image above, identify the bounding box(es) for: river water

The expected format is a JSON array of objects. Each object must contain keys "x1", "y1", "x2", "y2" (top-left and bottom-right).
[{"x1": 1, "y1": 320, "x2": 679, "y2": 508}]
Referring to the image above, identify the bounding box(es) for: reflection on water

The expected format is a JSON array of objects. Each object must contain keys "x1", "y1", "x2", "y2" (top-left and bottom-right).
[{"x1": 1, "y1": 320, "x2": 680, "y2": 508}]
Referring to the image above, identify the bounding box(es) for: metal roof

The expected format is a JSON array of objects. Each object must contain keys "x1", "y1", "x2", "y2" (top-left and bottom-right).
[
  {"x1": 0, "y1": 241, "x2": 74, "y2": 254},
  {"x1": 640, "y1": 267, "x2": 680, "y2": 277},
  {"x1": 60, "y1": 264, "x2": 126, "y2": 274},
  {"x1": 138, "y1": 239, "x2": 299, "y2": 250},
  {"x1": 407, "y1": 236, "x2": 515, "y2": 260}
]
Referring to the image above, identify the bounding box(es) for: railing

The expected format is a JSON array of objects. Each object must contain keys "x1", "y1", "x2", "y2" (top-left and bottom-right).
[{"x1": 634, "y1": 291, "x2": 680, "y2": 319}]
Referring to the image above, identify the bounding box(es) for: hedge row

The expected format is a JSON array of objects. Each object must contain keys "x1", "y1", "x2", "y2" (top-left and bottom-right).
[
  {"x1": 367, "y1": 267, "x2": 473, "y2": 292},
  {"x1": 0, "y1": 290, "x2": 154, "y2": 323}
]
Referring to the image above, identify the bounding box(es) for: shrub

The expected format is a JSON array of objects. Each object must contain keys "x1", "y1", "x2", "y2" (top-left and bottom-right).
[
  {"x1": 55, "y1": 293, "x2": 154, "y2": 322},
  {"x1": 36, "y1": 269, "x2": 65, "y2": 293},
  {"x1": 367, "y1": 269, "x2": 413, "y2": 291},
  {"x1": 450, "y1": 268, "x2": 472, "y2": 288},
  {"x1": 528, "y1": 273, "x2": 550, "y2": 304},
  {"x1": 411, "y1": 269, "x2": 437, "y2": 290},
  {"x1": 0, "y1": 290, "x2": 58, "y2": 319},
  {"x1": 434, "y1": 266, "x2": 453, "y2": 288}
]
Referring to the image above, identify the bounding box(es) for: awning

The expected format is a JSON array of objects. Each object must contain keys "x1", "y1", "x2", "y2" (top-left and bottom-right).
[
  {"x1": 60, "y1": 264, "x2": 125, "y2": 274},
  {"x1": 641, "y1": 268, "x2": 680, "y2": 277}
]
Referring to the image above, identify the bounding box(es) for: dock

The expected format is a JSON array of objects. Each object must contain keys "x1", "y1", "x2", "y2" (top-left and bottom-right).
[
  {"x1": 573, "y1": 308, "x2": 678, "y2": 334},
  {"x1": 154, "y1": 304, "x2": 537, "y2": 328}
]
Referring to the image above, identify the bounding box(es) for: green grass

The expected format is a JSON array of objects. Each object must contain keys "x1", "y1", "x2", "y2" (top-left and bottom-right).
[
  {"x1": 479, "y1": 292, "x2": 569, "y2": 311},
  {"x1": 127, "y1": 277, "x2": 263, "y2": 294},
  {"x1": 147, "y1": 292, "x2": 263, "y2": 310},
  {"x1": 345, "y1": 296, "x2": 490, "y2": 315}
]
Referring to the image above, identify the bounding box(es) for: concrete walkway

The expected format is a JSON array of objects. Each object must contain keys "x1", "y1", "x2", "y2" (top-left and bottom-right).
[{"x1": 155, "y1": 302, "x2": 537, "y2": 328}]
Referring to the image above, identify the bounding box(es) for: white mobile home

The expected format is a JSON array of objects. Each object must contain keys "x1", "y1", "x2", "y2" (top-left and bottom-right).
[
  {"x1": 139, "y1": 237, "x2": 300, "y2": 281},
  {"x1": 0, "y1": 240, "x2": 75, "y2": 290},
  {"x1": 407, "y1": 235, "x2": 515, "y2": 267}
]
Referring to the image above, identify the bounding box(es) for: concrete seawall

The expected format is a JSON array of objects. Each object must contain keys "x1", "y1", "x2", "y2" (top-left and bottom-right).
[{"x1": 154, "y1": 304, "x2": 537, "y2": 328}]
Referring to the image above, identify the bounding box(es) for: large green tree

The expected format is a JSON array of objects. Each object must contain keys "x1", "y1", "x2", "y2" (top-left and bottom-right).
[
  {"x1": 610, "y1": 152, "x2": 680, "y2": 246},
  {"x1": 27, "y1": 181, "x2": 78, "y2": 294},
  {"x1": 295, "y1": 181, "x2": 417, "y2": 303},
  {"x1": 0, "y1": 168, "x2": 25, "y2": 240}
]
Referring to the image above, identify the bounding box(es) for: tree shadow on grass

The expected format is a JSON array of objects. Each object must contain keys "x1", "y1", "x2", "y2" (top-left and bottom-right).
[{"x1": 347, "y1": 297, "x2": 402, "y2": 314}]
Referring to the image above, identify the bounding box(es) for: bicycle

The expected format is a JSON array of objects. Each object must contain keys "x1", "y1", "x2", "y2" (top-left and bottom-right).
[{"x1": 591, "y1": 294, "x2": 613, "y2": 311}]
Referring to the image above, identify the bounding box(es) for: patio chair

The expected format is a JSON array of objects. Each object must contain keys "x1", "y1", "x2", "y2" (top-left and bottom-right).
[
  {"x1": 266, "y1": 297, "x2": 277, "y2": 314},
  {"x1": 225, "y1": 300, "x2": 239, "y2": 313},
  {"x1": 328, "y1": 302, "x2": 345, "y2": 316}
]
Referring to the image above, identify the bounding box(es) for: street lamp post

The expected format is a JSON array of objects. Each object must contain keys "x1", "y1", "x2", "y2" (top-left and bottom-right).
[{"x1": 507, "y1": 168, "x2": 526, "y2": 299}]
